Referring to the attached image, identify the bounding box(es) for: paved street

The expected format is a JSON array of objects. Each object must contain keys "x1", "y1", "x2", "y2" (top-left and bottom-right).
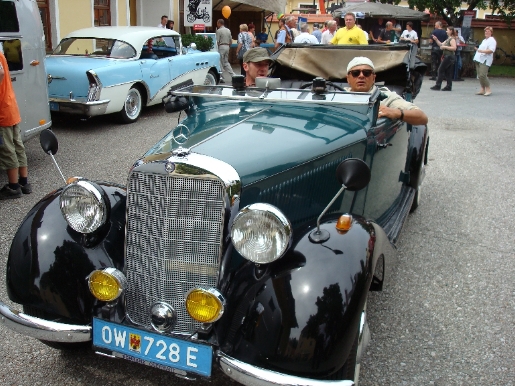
[{"x1": 0, "y1": 76, "x2": 514, "y2": 385}]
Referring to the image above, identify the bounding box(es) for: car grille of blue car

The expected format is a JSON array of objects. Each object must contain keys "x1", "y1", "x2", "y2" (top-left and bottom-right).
[{"x1": 124, "y1": 171, "x2": 225, "y2": 334}]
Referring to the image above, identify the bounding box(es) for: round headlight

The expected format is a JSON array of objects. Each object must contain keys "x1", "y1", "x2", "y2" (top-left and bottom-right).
[
  {"x1": 231, "y1": 203, "x2": 292, "y2": 264},
  {"x1": 60, "y1": 180, "x2": 107, "y2": 233},
  {"x1": 88, "y1": 268, "x2": 126, "y2": 302},
  {"x1": 185, "y1": 288, "x2": 225, "y2": 323}
]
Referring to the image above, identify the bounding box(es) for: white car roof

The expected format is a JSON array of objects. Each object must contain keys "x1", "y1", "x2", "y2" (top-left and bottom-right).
[{"x1": 64, "y1": 26, "x2": 180, "y2": 52}]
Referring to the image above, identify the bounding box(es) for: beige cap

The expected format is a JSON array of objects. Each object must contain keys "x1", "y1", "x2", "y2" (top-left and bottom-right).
[{"x1": 347, "y1": 56, "x2": 375, "y2": 72}]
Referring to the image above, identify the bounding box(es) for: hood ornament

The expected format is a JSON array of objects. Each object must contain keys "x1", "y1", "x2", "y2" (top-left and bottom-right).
[{"x1": 171, "y1": 124, "x2": 191, "y2": 157}]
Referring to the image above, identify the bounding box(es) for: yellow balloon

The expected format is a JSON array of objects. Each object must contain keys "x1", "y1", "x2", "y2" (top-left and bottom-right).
[{"x1": 222, "y1": 5, "x2": 231, "y2": 19}]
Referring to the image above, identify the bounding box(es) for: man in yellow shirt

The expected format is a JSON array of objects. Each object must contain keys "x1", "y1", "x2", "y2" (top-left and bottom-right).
[{"x1": 330, "y1": 13, "x2": 368, "y2": 45}]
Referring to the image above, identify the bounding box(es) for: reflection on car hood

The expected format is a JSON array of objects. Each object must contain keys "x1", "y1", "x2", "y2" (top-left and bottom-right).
[{"x1": 147, "y1": 101, "x2": 369, "y2": 186}]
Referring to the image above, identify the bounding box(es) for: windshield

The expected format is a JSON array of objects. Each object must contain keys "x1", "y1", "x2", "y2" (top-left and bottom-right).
[{"x1": 52, "y1": 38, "x2": 137, "y2": 59}]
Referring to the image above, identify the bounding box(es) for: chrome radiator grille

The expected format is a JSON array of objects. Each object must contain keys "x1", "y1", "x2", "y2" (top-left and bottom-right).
[{"x1": 125, "y1": 171, "x2": 225, "y2": 334}]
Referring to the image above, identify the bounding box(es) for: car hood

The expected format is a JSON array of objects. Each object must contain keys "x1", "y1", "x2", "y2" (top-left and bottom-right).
[
  {"x1": 144, "y1": 101, "x2": 369, "y2": 186},
  {"x1": 45, "y1": 56, "x2": 130, "y2": 98}
]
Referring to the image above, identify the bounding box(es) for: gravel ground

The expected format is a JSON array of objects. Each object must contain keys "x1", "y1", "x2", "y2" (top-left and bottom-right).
[{"x1": 1, "y1": 76, "x2": 514, "y2": 386}]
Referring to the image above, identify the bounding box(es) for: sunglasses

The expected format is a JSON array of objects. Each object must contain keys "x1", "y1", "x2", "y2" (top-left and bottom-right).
[{"x1": 348, "y1": 69, "x2": 374, "y2": 78}]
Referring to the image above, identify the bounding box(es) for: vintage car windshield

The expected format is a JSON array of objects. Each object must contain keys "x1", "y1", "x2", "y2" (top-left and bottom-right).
[{"x1": 52, "y1": 38, "x2": 137, "y2": 59}]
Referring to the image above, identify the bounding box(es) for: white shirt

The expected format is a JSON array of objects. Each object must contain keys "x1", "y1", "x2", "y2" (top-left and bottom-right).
[
  {"x1": 473, "y1": 36, "x2": 496, "y2": 66},
  {"x1": 321, "y1": 30, "x2": 335, "y2": 44},
  {"x1": 157, "y1": 23, "x2": 166, "y2": 28},
  {"x1": 401, "y1": 29, "x2": 418, "y2": 42},
  {"x1": 294, "y1": 32, "x2": 319, "y2": 44}
]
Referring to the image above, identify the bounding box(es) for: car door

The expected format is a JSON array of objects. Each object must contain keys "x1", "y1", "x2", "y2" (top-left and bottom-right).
[
  {"x1": 139, "y1": 50, "x2": 171, "y2": 101},
  {"x1": 363, "y1": 117, "x2": 410, "y2": 222}
]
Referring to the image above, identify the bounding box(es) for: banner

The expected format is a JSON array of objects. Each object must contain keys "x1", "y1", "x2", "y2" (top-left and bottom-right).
[{"x1": 184, "y1": 0, "x2": 213, "y2": 27}]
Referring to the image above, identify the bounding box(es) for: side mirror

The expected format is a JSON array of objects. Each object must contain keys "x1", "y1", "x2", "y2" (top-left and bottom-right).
[
  {"x1": 310, "y1": 158, "x2": 371, "y2": 243},
  {"x1": 336, "y1": 158, "x2": 371, "y2": 191},
  {"x1": 39, "y1": 129, "x2": 67, "y2": 183},
  {"x1": 40, "y1": 129, "x2": 58, "y2": 155}
]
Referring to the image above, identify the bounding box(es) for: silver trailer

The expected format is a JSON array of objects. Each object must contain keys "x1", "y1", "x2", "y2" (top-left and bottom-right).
[{"x1": 0, "y1": 0, "x2": 51, "y2": 141}]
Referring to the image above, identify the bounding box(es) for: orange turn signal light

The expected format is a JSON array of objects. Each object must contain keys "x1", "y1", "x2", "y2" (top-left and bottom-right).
[
  {"x1": 66, "y1": 177, "x2": 79, "y2": 184},
  {"x1": 336, "y1": 214, "x2": 352, "y2": 232}
]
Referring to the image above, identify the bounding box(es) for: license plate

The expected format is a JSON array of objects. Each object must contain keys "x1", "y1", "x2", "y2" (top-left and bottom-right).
[
  {"x1": 49, "y1": 102, "x2": 59, "y2": 111},
  {"x1": 92, "y1": 318, "x2": 212, "y2": 377}
]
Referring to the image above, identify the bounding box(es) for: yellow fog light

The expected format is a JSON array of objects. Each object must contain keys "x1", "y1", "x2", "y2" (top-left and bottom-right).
[
  {"x1": 88, "y1": 268, "x2": 126, "y2": 302},
  {"x1": 185, "y1": 288, "x2": 225, "y2": 323}
]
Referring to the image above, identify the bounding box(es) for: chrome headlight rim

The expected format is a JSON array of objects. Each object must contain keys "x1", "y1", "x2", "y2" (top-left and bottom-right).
[
  {"x1": 185, "y1": 287, "x2": 226, "y2": 324},
  {"x1": 88, "y1": 267, "x2": 127, "y2": 302},
  {"x1": 231, "y1": 203, "x2": 292, "y2": 264},
  {"x1": 59, "y1": 180, "x2": 108, "y2": 234}
]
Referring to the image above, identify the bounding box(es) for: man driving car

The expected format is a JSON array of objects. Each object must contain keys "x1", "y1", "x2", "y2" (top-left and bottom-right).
[{"x1": 345, "y1": 57, "x2": 428, "y2": 125}]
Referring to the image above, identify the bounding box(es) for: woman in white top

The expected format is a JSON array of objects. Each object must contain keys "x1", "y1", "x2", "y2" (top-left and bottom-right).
[
  {"x1": 473, "y1": 26, "x2": 496, "y2": 96},
  {"x1": 400, "y1": 22, "x2": 418, "y2": 44}
]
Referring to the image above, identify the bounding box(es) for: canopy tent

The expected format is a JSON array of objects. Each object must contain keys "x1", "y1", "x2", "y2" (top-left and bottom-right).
[
  {"x1": 333, "y1": 2, "x2": 429, "y2": 21},
  {"x1": 212, "y1": 0, "x2": 286, "y2": 15}
]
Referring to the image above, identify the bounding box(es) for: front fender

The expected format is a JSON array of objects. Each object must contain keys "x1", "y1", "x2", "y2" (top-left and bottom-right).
[
  {"x1": 6, "y1": 183, "x2": 127, "y2": 324},
  {"x1": 408, "y1": 124, "x2": 429, "y2": 189},
  {"x1": 217, "y1": 215, "x2": 394, "y2": 379}
]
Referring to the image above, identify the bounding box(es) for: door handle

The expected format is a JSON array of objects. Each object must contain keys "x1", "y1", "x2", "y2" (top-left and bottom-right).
[{"x1": 377, "y1": 142, "x2": 392, "y2": 149}]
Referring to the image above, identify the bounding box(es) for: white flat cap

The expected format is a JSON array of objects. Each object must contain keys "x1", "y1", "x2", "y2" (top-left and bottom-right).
[{"x1": 347, "y1": 56, "x2": 375, "y2": 73}]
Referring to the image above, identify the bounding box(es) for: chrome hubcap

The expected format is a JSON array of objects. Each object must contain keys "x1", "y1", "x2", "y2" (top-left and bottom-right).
[{"x1": 125, "y1": 89, "x2": 141, "y2": 119}]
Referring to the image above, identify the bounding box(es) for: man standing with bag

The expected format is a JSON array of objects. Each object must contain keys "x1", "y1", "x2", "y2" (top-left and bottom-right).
[
  {"x1": 430, "y1": 21, "x2": 447, "y2": 80},
  {"x1": 0, "y1": 50, "x2": 31, "y2": 199},
  {"x1": 216, "y1": 19, "x2": 236, "y2": 83}
]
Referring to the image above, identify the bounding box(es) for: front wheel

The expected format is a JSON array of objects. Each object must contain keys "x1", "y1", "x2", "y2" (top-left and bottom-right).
[
  {"x1": 119, "y1": 86, "x2": 143, "y2": 124},
  {"x1": 187, "y1": 13, "x2": 196, "y2": 23},
  {"x1": 204, "y1": 70, "x2": 218, "y2": 86}
]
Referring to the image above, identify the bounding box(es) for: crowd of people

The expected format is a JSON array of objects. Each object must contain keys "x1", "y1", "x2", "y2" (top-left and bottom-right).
[{"x1": 429, "y1": 22, "x2": 496, "y2": 95}]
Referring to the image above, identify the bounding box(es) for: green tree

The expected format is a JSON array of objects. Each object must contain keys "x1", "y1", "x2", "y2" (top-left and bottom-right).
[{"x1": 378, "y1": 0, "x2": 515, "y2": 26}]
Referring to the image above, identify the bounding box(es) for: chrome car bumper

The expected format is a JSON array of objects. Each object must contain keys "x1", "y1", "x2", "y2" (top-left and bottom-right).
[
  {"x1": 217, "y1": 352, "x2": 355, "y2": 386},
  {"x1": 49, "y1": 98, "x2": 109, "y2": 116},
  {"x1": 0, "y1": 301, "x2": 91, "y2": 343},
  {"x1": 0, "y1": 301, "x2": 354, "y2": 385}
]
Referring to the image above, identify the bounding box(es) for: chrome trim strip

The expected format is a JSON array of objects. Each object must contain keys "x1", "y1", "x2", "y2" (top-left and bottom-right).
[
  {"x1": 217, "y1": 352, "x2": 355, "y2": 386},
  {"x1": 0, "y1": 301, "x2": 92, "y2": 343}
]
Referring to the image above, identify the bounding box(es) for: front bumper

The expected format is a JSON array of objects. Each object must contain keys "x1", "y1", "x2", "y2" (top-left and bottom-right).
[
  {"x1": 49, "y1": 98, "x2": 109, "y2": 116},
  {"x1": 218, "y1": 352, "x2": 354, "y2": 386},
  {"x1": 0, "y1": 301, "x2": 354, "y2": 385},
  {"x1": 0, "y1": 301, "x2": 91, "y2": 343}
]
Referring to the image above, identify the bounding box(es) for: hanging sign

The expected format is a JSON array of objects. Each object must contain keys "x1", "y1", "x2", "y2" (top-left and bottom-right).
[{"x1": 184, "y1": 0, "x2": 213, "y2": 27}]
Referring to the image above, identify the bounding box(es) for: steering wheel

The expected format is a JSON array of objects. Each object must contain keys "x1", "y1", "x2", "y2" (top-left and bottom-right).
[{"x1": 299, "y1": 81, "x2": 345, "y2": 92}]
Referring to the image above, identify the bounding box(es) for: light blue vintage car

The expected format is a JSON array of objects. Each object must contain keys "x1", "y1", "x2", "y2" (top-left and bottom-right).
[{"x1": 45, "y1": 26, "x2": 221, "y2": 123}]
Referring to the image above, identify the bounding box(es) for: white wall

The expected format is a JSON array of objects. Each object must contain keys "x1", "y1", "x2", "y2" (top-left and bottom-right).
[{"x1": 137, "y1": 0, "x2": 175, "y2": 27}]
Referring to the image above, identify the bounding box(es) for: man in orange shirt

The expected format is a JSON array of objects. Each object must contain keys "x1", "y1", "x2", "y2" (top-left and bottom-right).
[{"x1": 0, "y1": 51, "x2": 31, "y2": 199}]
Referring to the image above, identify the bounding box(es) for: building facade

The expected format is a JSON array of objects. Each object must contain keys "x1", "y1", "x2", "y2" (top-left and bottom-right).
[{"x1": 37, "y1": 0, "x2": 179, "y2": 51}]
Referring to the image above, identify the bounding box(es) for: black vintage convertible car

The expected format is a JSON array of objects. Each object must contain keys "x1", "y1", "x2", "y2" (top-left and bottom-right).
[{"x1": 0, "y1": 43, "x2": 428, "y2": 385}]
